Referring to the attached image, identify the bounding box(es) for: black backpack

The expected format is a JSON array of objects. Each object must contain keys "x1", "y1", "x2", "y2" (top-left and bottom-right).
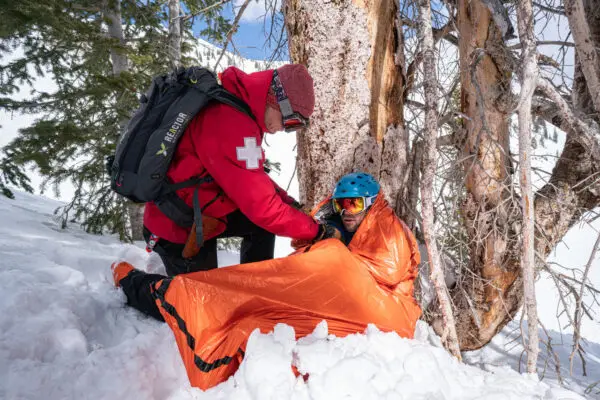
[{"x1": 108, "y1": 66, "x2": 255, "y2": 244}]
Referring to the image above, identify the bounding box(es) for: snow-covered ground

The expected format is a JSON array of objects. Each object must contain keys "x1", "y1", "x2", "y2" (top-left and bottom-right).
[{"x1": 1, "y1": 190, "x2": 598, "y2": 400}]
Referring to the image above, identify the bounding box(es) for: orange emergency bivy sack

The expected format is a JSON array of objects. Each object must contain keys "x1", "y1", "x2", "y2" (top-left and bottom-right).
[{"x1": 151, "y1": 193, "x2": 421, "y2": 390}]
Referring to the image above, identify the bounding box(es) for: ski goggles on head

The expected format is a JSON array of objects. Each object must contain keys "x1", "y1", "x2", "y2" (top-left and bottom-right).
[
  {"x1": 271, "y1": 70, "x2": 310, "y2": 132},
  {"x1": 332, "y1": 196, "x2": 376, "y2": 215}
]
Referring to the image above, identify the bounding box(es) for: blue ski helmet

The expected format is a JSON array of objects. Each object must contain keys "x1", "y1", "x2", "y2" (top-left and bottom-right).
[{"x1": 332, "y1": 172, "x2": 380, "y2": 199}]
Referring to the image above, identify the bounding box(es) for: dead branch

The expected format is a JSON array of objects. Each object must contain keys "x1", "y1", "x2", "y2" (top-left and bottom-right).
[
  {"x1": 182, "y1": 0, "x2": 232, "y2": 22},
  {"x1": 417, "y1": 0, "x2": 462, "y2": 361},
  {"x1": 516, "y1": 0, "x2": 540, "y2": 374},
  {"x1": 540, "y1": 321, "x2": 564, "y2": 384},
  {"x1": 569, "y1": 231, "x2": 600, "y2": 376},
  {"x1": 508, "y1": 40, "x2": 576, "y2": 49},
  {"x1": 213, "y1": 0, "x2": 251, "y2": 70},
  {"x1": 565, "y1": 0, "x2": 600, "y2": 113},
  {"x1": 536, "y1": 78, "x2": 600, "y2": 164},
  {"x1": 533, "y1": 1, "x2": 565, "y2": 15}
]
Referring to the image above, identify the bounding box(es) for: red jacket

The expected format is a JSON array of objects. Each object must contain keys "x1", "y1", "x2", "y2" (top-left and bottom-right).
[{"x1": 144, "y1": 67, "x2": 319, "y2": 244}]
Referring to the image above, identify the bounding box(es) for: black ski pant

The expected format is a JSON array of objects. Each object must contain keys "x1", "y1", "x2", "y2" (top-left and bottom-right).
[
  {"x1": 144, "y1": 209, "x2": 276, "y2": 276},
  {"x1": 119, "y1": 269, "x2": 165, "y2": 322}
]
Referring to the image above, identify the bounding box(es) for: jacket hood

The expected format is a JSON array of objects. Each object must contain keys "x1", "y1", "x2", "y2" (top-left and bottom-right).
[{"x1": 220, "y1": 66, "x2": 273, "y2": 133}]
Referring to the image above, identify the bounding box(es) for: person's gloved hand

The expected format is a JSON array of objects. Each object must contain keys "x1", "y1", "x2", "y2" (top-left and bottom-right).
[
  {"x1": 290, "y1": 199, "x2": 304, "y2": 210},
  {"x1": 291, "y1": 222, "x2": 341, "y2": 250},
  {"x1": 290, "y1": 199, "x2": 312, "y2": 215},
  {"x1": 314, "y1": 222, "x2": 342, "y2": 242}
]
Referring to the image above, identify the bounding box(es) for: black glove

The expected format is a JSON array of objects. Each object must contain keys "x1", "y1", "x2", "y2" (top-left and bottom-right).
[
  {"x1": 314, "y1": 222, "x2": 342, "y2": 242},
  {"x1": 290, "y1": 200, "x2": 304, "y2": 210}
]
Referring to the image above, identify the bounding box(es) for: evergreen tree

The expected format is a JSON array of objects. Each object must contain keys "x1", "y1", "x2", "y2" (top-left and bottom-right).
[{"x1": 0, "y1": 0, "x2": 232, "y2": 240}]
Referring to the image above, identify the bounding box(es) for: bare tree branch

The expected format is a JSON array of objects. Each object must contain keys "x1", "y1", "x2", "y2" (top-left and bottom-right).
[
  {"x1": 508, "y1": 40, "x2": 576, "y2": 49},
  {"x1": 182, "y1": 0, "x2": 233, "y2": 22},
  {"x1": 516, "y1": 0, "x2": 540, "y2": 374},
  {"x1": 565, "y1": 0, "x2": 600, "y2": 113},
  {"x1": 536, "y1": 78, "x2": 600, "y2": 164},
  {"x1": 418, "y1": 0, "x2": 462, "y2": 361},
  {"x1": 570, "y1": 231, "x2": 600, "y2": 376},
  {"x1": 214, "y1": 0, "x2": 252, "y2": 70},
  {"x1": 533, "y1": 1, "x2": 565, "y2": 15}
]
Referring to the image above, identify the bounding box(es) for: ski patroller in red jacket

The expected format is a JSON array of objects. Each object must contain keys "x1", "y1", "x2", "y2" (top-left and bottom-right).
[{"x1": 144, "y1": 67, "x2": 320, "y2": 244}]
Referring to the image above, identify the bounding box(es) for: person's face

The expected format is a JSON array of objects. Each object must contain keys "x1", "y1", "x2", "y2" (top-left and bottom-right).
[
  {"x1": 264, "y1": 104, "x2": 284, "y2": 134},
  {"x1": 341, "y1": 210, "x2": 366, "y2": 233}
]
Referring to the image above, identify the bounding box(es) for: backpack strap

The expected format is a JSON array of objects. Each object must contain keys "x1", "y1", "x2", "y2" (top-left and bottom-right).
[
  {"x1": 157, "y1": 89, "x2": 257, "y2": 237},
  {"x1": 193, "y1": 188, "x2": 204, "y2": 248},
  {"x1": 208, "y1": 88, "x2": 257, "y2": 122},
  {"x1": 155, "y1": 175, "x2": 213, "y2": 228},
  {"x1": 166, "y1": 175, "x2": 214, "y2": 192}
]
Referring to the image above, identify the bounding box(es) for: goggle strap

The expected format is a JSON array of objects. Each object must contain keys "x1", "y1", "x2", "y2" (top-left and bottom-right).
[
  {"x1": 271, "y1": 70, "x2": 296, "y2": 119},
  {"x1": 279, "y1": 99, "x2": 295, "y2": 120},
  {"x1": 365, "y1": 195, "x2": 376, "y2": 209}
]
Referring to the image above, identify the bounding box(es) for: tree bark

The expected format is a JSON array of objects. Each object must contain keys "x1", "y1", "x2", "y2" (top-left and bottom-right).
[
  {"x1": 104, "y1": 0, "x2": 144, "y2": 241},
  {"x1": 454, "y1": 0, "x2": 520, "y2": 350},
  {"x1": 284, "y1": 0, "x2": 410, "y2": 216},
  {"x1": 453, "y1": 0, "x2": 600, "y2": 351},
  {"x1": 168, "y1": 0, "x2": 182, "y2": 69},
  {"x1": 565, "y1": 0, "x2": 600, "y2": 113},
  {"x1": 516, "y1": 0, "x2": 540, "y2": 374},
  {"x1": 417, "y1": 0, "x2": 462, "y2": 361},
  {"x1": 533, "y1": 0, "x2": 600, "y2": 284}
]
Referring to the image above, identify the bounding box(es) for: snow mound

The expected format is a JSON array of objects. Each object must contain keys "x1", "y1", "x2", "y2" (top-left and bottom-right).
[
  {"x1": 0, "y1": 191, "x2": 589, "y2": 400},
  {"x1": 180, "y1": 321, "x2": 581, "y2": 400}
]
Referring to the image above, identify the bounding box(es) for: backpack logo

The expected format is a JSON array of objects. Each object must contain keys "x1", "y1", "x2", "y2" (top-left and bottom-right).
[
  {"x1": 156, "y1": 143, "x2": 168, "y2": 157},
  {"x1": 165, "y1": 112, "x2": 190, "y2": 143}
]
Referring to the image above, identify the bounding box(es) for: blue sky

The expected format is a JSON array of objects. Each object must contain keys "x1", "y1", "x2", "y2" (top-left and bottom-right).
[{"x1": 191, "y1": 0, "x2": 288, "y2": 61}]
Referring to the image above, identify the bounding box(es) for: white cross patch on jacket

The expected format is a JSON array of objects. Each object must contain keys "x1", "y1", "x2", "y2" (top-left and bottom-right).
[{"x1": 236, "y1": 137, "x2": 262, "y2": 169}]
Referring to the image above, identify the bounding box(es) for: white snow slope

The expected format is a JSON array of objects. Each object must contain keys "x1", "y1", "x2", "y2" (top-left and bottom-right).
[{"x1": 1, "y1": 191, "x2": 598, "y2": 400}]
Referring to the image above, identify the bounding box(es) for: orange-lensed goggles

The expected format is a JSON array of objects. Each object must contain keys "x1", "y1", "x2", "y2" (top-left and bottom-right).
[
  {"x1": 332, "y1": 196, "x2": 375, "y2": 215},
  {"x1": 282, "y1": 113, "x2": 309, "y2": 132}
]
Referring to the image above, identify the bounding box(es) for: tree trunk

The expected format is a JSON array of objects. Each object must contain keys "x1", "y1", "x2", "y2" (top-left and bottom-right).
[
  {"x1": 417, "y1": 0, "x2": 462, "y2": 361},
  {"x1": 453, "y1": 0, "x2": 521, "y2": 350},
  {"x1": 566, "y1": 0, "x2": 600, "y2": 113},
  {"x1": 516, "y1": 0, "x2": 539, "y2": 374},
  {"x1": 283, "y1": 0, "x2": 410, "y2": 216},
  {"x1": 533, "y1": 0, "x2": 600, "y2": 277},
  {"x1": 104, "y1": 0, "x2": 144, "y2": 241},
  {"x1": 534, "y1": 79, "x2": 600, "y2": 258},
  {"x1": 454, "y1": 0, "x2": 600, "y2": 351},
  {"x1": 168, "y1": 0, "x2": 182, "y2": 69},
  {"x1": 285, "y1": 0, "x2": 600, "y2": 354}
]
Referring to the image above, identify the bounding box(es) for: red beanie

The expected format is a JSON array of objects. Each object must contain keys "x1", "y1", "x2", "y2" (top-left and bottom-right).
[{"x1": 268, "y1": 64, "x2": 315, "y2": 118}]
